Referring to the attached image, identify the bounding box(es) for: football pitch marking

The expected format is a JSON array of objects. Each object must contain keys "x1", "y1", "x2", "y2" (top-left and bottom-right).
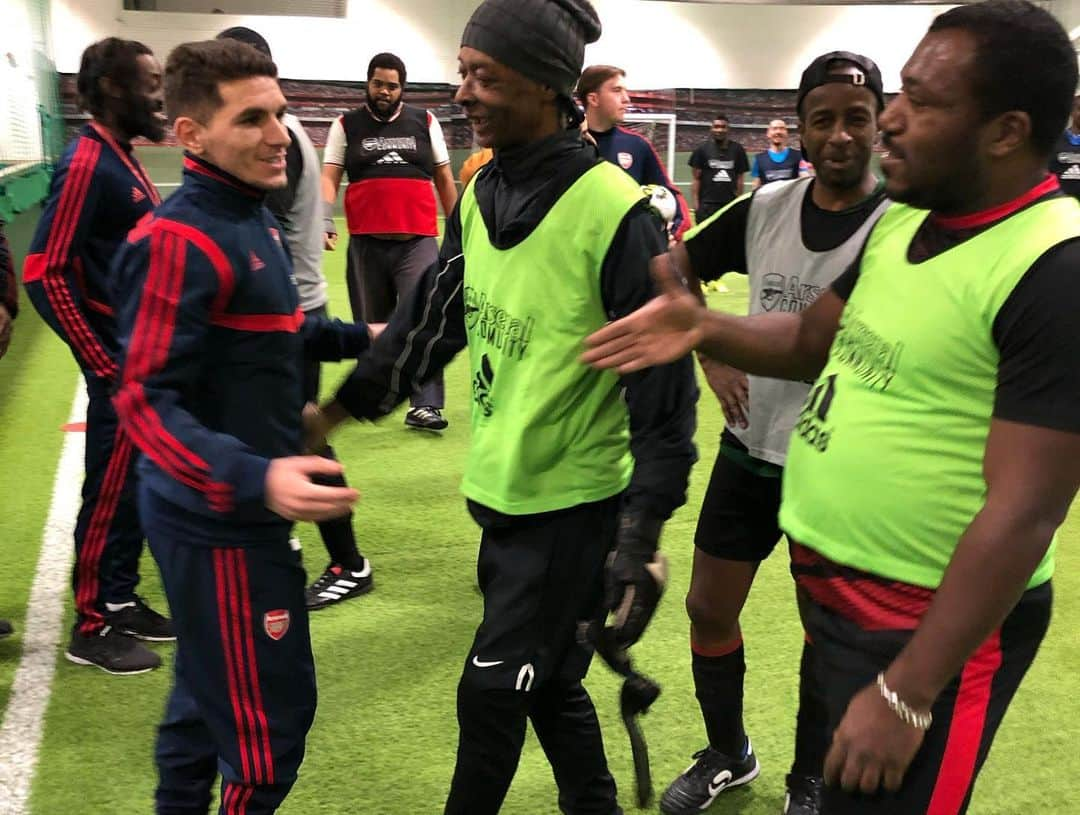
[{"x1": 0, "y1": 382, "x2": 86, "y2": 815}]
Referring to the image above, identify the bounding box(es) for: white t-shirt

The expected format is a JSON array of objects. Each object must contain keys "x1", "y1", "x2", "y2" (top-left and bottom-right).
[{"x1": 323, "y1": 105, "x2": 450, "y2": 168}]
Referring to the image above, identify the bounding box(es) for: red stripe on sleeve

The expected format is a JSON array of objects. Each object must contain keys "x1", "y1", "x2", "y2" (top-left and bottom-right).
[
  {"x1": 114, "y1": 230, "x2": 235, "y2": 512},
  {"x1": 926, "y1": 632, "x2": 1004, "y2": 815},
  {"x1": 36, "y1": 138, "x2": 117, "y2": 378}
]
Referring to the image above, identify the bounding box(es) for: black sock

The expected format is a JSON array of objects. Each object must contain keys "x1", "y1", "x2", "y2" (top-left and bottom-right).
[
  {"x1": 692, "y1": 641, "x2": 747, "y2": 757},
  {"x1": 791, "y1": 638, "x2": 828, "y2": 779},
  {"x1": 310, "y1": 448, "x2": 366, "y2": 572}
]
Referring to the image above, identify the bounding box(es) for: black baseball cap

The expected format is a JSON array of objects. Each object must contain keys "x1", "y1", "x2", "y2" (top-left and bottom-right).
[{"x1": 796, "y1": 51, "x2": 885, "y2": 116}]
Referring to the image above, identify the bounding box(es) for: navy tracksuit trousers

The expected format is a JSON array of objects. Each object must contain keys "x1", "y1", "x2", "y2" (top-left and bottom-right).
[
  {"x1": 75, "y1": 373, "x2": 143, "y2": 634},
  {"x1": 143, "y1": 487, "x2": 316, "y2": 815}
]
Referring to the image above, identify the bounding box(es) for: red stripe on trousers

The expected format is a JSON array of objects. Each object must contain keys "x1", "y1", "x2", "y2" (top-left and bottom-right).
[
  {"x1": 926, "y1": 631, "x2": 1004, "y2": 815},
  {"x1": 74, "y1": 432, "x2": 134, "y2": 634},
  {"x1": 214, "y1": 549, "x2": 253, "y2": 782},
  {"x1": 234, "y1": 550, "x2": 276, "y2": 783},
  {"x1": 226, "y1": 549, "x2": 266, "y2": 783},
  {"x1": 224, "y1": 782, "x2": 253, "y2": 814}
]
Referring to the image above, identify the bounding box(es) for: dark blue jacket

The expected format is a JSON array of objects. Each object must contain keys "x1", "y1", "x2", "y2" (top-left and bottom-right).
[
  {"x1": 589, "y1": 125, "x2": 690, "y2": 239},
  {"x1": 23, "y1": 122, "x2": 161, "y2": 380},
  {"x1": 113, "y1": 154, "x2": 370, "y2": 543}
]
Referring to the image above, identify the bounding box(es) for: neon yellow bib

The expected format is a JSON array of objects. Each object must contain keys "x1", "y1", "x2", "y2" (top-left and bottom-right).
[
  {"x1": 780, "y1": 196, "x2": 1080, "y2": 588},
  {"x1": 458, "y1": 162, "x2": 643, "y2": 514}
]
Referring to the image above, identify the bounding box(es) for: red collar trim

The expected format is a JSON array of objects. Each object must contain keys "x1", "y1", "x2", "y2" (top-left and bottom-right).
[
  {"x1": 183, "y1": 155, "x2": 262, "y2": 198},
  {"x1": 89, "y1": 121, "x2": 161, "y2": 206},
  {"x1": 931, "y1": 174, "x2": 1060, "y2": 230}
]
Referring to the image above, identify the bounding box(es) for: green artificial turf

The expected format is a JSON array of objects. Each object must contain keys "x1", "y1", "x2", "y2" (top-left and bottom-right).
[{"x1": 3, "y1": 211, "x2": 1077, "y2": 814}]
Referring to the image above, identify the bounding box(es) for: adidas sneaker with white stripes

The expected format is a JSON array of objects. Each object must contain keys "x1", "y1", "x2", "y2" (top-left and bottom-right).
[{"x1": 305, "y1": 560, "x2": 374, "y2": 610}]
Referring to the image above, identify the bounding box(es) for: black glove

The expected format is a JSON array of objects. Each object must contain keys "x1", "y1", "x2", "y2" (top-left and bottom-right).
[{"x1": 604, "y1": 512, "x2": 668, "y2": 649}]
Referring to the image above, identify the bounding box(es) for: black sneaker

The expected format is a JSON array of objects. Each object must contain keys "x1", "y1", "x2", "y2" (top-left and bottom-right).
[
  {"x1": 405, "y1": 406, "x2": 448, "y2": 431},
  {"x1": 305, "y1": 560, "x2": 374, "y2": 610},
  {"x1": 783, "y1": 774, "x2": 823, "y2": 815},
  {"x1": 65, "y1": 626, "x2": 162, "y2": 675},
  {"x1": 105, "y1": 597, "x2": 175, "y2": 641},
  {"x1": 0, "y1": 619, "x2": 12, "y2": 639},
  {"x1": 660, "y1": 742, "x2": 760, "y2": 815}
]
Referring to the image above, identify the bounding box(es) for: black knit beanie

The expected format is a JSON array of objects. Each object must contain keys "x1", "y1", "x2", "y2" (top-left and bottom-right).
[{"x1": 461, "y1": 0, "x2": 602, "y2": 97}]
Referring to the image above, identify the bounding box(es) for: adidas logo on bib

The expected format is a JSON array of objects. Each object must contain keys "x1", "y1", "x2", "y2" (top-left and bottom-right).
[{"x1": 376, "y1": 151, "x2": 408, "y2": 165}]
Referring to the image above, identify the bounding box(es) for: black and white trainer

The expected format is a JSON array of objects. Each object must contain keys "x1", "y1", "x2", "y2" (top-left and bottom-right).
[
  {"x1": 782, "y1": 773, "x2": 823, "y2": 815},
  {"x1": 660, "y1": 741, "x2": 760, "y2": 815},
  {"x1": 404, "y1": 406, "x2": 448, "y2": 431},
  {"x1": 105, "y1": 596, "x2": 176, "y2": 641},
  {"x1": 65, "y1": 625, "x2": 162, "y2": 675},
  {"x1": 305, "y1": 560, "x2": 374, "y2": 610}
]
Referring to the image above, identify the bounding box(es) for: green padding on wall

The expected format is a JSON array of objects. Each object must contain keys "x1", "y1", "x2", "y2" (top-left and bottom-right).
[{"x1": 0, "y1": 164, "x2": 50, "y2": 224}]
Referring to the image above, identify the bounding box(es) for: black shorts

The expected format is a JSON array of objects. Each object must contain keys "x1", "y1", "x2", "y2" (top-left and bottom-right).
[
  {"x1": 462, "y1": 496, "x2": 619, "y2": 693},
  {"x1": 694, "y1": 448, "x2": 784, "y2": 562},
  {"x1": 791, "y1": 544, "x2": 1052, "y2": 814}
]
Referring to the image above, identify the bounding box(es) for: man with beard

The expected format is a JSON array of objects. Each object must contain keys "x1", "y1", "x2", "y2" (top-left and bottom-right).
[
  {"x1": 688, "y1": 114, "x2": 749, "y2": 224},
  {"x1": 657, "y1": 52, "x2": 888, "y2": 815},
  {"x1": 1048, "y1": 95, "x2": 1080, "y2": 199},
  {"x1": 23, "y1": 37, "x2": 172, "y2": 674},
  {"x1": 321, "y1": 52, "x2": 457, "y2": 432},
  {"x1": 305, "y1": 0, "x2": 697, "y2": 810},
  {"x1": 751, "y1": 119, "x2": 810, "y2": 189},
  {"x1": 584, "y1": 2, "x2": 1080, "y2": 811}
]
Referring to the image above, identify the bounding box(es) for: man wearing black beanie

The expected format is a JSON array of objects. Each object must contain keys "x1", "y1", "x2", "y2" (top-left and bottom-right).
[{"x1": 305, "y1": 0, "x2": 698, "y2": 811}]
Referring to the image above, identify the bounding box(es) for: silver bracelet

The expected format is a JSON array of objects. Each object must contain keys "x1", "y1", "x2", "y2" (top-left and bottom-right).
[{"x1": 876, "y1": 672, "x2": 933, "y2": 731}]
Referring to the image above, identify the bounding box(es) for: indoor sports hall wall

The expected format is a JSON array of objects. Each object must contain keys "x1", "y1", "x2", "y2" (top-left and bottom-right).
[{"x1": 53, "y1": 0, "x2": 955, "y2": 90}]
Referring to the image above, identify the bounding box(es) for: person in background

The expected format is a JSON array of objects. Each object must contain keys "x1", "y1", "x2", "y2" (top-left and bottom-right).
[{"x1": 688, "y1": 114, "x2": 749, "y2": 224}]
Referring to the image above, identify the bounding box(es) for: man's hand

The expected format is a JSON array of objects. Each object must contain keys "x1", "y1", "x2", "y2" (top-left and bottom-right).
[
  {"x1": 265, "y1": 456, "x2": 359, "y2": 521},
  {"x1": 324, "y1": 231, "x2": 338, "y2": 251},
  {"x1": 604, "y1": 513, "x2": 668, "y2": 649},
  {"x1": 0, "y1": 304, "x2": 12, "y2": 359},
  {"x1": 824, "y1": 680, "x2": 926, "y2": 795},
  {"x1": 698, "y1": 355, "x2": 749, "y2": 429},
  {"x1": 582, "y1": 254, "x2": 705, "y2": 374}
]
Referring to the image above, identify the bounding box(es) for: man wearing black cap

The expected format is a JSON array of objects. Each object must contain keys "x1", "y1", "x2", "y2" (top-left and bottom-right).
[
  {"x1": 304, "y1": 0, "x2": 697, "y2": 812},
  {"x1": 657, "y1": 52, "x2": 888, "y2": 815}
]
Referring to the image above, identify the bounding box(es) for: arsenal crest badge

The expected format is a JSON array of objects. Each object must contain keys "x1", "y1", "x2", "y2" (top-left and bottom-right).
[
  {"x1": 264, "y1": 609, "x2": 290, "y2": 641},
  {"x1": 618, "y1": 152, "x2": 633, "y2": 170}
]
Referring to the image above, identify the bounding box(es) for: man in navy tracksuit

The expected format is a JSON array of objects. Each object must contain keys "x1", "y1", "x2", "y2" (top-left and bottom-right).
[
  {"x1": 112, "y1": 40, "x2": 367, "y2": 814},
  {"x1": 579, "y1": 64, "x2": 690, "y2": 240},
  {"x1": 23, "y1": 37, "x2": 172, "y2": 674}
]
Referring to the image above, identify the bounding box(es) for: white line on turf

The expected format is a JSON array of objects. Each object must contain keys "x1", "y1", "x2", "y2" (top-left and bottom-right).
[{"x1": 0, "y1": 381, "x2": 87, "y2": 815}]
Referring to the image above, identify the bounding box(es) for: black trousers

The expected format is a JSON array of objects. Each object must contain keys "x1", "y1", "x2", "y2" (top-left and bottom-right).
[
  {"x1": 345, "y1": 234, "x2": 443, "y2": 408},
  {"x1": 74, "y1": 372, "x2": 143, "y2": 633},
  {"x1": 144, "y1": 487, "x2": 316, "y2": 815},
  {"x1": 443, "y1": 496, "x2": 623, "y2": 815},
  {"x1": 793, "y1": 544, "x2": 1051, "y2": 815}
]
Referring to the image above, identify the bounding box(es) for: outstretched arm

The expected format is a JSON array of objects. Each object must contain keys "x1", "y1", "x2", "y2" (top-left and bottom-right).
[{"x1": 581, "y1": 252, "x2": 843, "y2": 380}]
